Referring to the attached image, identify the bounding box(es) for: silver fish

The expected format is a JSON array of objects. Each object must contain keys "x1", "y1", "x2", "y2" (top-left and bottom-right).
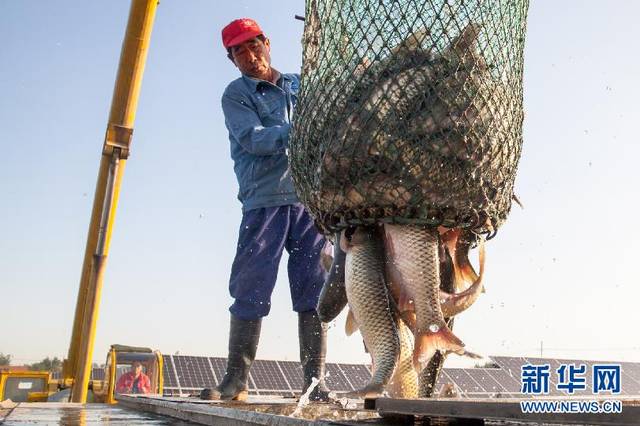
[
  {"x1": 386, "y1": 318, "x2": 418, "y2": 399},
  {"x1": 383, "y1": 224, "x2": 466, "y2": 371},
  {"x1": 343, "y1": 226, "x2": 399, "y2": 397}
]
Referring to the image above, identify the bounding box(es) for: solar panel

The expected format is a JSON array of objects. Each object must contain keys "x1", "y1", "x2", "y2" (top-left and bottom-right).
[
  {"x1": 172, "y1": 355, "x2": 215, "y2": 389},
  {"x1": 278, "y1": 360, "x2": 304, "y2": 391},
  {"x1": 545, "y1": 359, "x2": 566, "y2": 396},
  {"x1": 619, "y1": 368, "x2": 640, "y2": 395},
  {"x1": 158, "y1": 354, "x2": 640, "y2": 398},
  {"x1": 622, "y1": 362, "x2": 640, "y2": 382},
  {"x1": 337, "y1": 363, "x2": 371, "y2": 389},
  {"x1": 438, "y1": 370, "x2": 463, "y2": 396},
  {"x1": 621, "y1": 363, "x2": 640, "y2": 392},
  {"x1": 486, "y1": 369, "x2": 522, "y2": 393},
  {"x1": 250, "y1": 360, "x2": 290, "y2": 392},
  {"x1": 491, "y1": 355, "x2": 520, "y2": 371},
  {"x1": 325, "y1": 363, "x2": 353, "y2": 391},
  {"x1": 581, "y1": 361, "x2": 597, "y2": 395},
  {"x1": 526, "y1": 358, "x2": 595, "y2": 396},
  {"x1": 493, "y1": 356, "x2": 527, "y2": 379},
  {"x1": 444, "y1": 369, "x2": 484, "y2": 393},
  {"x1": 162, "y1": 357, "x2": 176, "y2": 387},
  {"x1": 91, "y1": 367, "x2": 105, "y2": 381},
  {"x1": 466, "y1": 370, "x2": 507, "y2": 394},
  {"x1": 209, "y1": 357, "x2": 228, "y2": 387}
]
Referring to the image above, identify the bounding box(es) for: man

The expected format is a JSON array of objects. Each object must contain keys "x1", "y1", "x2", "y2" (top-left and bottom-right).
[
  {"x1": 115, "y1": 362, "x2": 151, "y2": 394},
  {"x1": 200, "y1": 18, "x2": 329, "y2": 402}
]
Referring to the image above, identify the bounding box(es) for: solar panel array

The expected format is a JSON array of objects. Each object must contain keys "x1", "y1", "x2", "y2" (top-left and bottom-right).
[
  {"x1": 435, "y1": 356, "x2": 640, "y2": 398},
  {"x1": 162, "y1": 355, "x2": 640, "y2": 398},
  {"x1": 162, "y1": 355, "x2": 370, "y2": 397}
]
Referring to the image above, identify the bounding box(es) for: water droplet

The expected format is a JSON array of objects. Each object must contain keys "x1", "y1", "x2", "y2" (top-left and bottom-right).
[{"x1": 429, "y1": 324, "x2": 440, "y2": 333}]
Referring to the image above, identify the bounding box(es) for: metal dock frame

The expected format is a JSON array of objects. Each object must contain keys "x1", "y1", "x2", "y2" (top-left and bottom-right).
[{"x1": 366, "y1": 397, "x2": 640, "y2": 425}]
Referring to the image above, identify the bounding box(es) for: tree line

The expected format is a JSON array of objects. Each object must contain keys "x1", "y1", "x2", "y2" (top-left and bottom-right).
[{"x1": 0, "y1": 353, "x2": 62, "y2": 372}]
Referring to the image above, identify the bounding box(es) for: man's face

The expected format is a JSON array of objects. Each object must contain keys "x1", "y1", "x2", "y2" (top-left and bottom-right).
[{"x1": 230, "y1": 37, "x2": 272, "y2": 80}]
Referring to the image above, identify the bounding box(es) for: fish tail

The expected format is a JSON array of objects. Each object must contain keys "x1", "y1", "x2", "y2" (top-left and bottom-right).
[
  {"x1": 443, "y1": 229, "x2": 470, "y2": 293},
  {"x1": 413, "y1": 326, "x2": 465, "y2": 372},
  {"x1": 456, "y1": 235, "x2": 486, "y2": 293},
  {"x1": 344, "y1": 383, "x2": 386, "y2": 399},
  {"x1": 440, "y1": 278, "x2": 482, "y2": 317},
  {"x1": 440, "y1": 240, "x2": 486, "y2": 317}
]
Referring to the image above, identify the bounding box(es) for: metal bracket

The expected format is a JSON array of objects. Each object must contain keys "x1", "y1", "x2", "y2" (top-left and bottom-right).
[{"x1": 103, "y1": 124, "x2": 133, "y2": 159}]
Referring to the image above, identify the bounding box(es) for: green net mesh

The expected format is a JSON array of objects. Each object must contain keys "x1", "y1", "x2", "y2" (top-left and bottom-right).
[{"x1": 290, "y1": 0, "x2": 529, "y2": 236}]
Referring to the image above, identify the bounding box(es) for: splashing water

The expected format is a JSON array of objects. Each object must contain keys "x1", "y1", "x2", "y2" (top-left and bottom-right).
[
  {"x1": 290, "y1": 377, "x2": 319, "y2": 418},
  {"x1": 336, "y1": 397, "x2": 358, "y2": 410}
]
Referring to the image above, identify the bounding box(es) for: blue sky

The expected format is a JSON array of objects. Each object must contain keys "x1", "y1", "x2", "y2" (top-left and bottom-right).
[{"x1": 1, "y1": 0, "x2": 639, "y2": 368}]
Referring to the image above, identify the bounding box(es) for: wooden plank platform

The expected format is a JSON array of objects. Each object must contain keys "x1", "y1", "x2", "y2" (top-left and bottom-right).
[
  {"x1": 117, "y1": 394, "x2": 379, "y2": 426},
  {"x1": 369, "y1": 397, "x2": 640, "y2": 425}
]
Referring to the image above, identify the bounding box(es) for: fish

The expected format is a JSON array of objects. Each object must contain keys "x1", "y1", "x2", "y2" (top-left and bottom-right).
[
  {"x1": 439, "y1": 229, "x2": 486, "y2": 318},
  {"x1": 383, "y1": 224, "x2": 467, "y2": 371},
  {"x1": 386, "y1": 317, "x2": 419, "y2": 398},
  {"x1": 386, "y1": 228, "x2": 485, "y2": 323},
  {"x1": 342, "y1": 226, "x2": 399, "y2": 397},
  {"x1": 316, "y1": 232, "x2": 348, "y2": 323},
  {"x1": 314, "y1": 22, "x2": 502, "y2": 219},
  {"x1": 417, "y1": 232, "x2": 459, "y2": 398}
]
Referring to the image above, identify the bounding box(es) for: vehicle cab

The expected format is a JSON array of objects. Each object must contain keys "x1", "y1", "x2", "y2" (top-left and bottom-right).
[
  {"x1": 0, "y1": 368, "x2": 50, "y2": 402},
  {"x1": 92, "y1": 344, "x2": 163, "y2": 404}
]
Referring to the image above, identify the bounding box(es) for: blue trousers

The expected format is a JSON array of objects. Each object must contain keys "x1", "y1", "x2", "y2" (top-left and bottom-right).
[{"x1": 229, "y1": 203, "x2": 327, "y2": 320}]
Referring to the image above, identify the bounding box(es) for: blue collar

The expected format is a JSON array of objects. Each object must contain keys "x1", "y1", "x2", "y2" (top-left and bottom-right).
[{"x1": 241, "y1": 72, "x2": 292, "y2": 92}]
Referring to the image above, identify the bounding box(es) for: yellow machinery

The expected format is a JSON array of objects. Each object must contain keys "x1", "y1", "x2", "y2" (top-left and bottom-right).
[
  {"x1": 0, "y1": 369, "x2": 51, "y2": 402},
  {"x1": 1, "y1": 1, "x2": 161, "y2": 404},
  {"x1": 3, "y1": 1, "x2": 162, "y2": 404},
  {"x1": 0, "y1": 345, "x2": 162, "y2": 404},
  {"x1": 92, "y1": 345, "x2": 163, "y2": 404},
  {"x1": 58, "y1": 0, "x2": 160, "y2": 403}
]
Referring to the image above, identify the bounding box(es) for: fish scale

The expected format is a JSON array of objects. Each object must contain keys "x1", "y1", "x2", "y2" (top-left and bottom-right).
[
  {"x1": 344, "y1": 226, "x2": 399, "y2": 395},
  {"x1": 389, "y1": 225, "x2": 442, "y2": 332},
  {"x1": 387, "y1": 318, "x2": 418, "y2": 398},
  {"x1": 384, "y1": 224, "x2": 465, "y2": 370}
]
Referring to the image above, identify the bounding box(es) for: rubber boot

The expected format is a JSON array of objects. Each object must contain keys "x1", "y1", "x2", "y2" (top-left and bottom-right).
[
  {"x1": 200, "y1": 315, "x2": 261, "y2": 401},
  {"x1": 298, "y1": 310, "x2": 331, "y2": 402}
]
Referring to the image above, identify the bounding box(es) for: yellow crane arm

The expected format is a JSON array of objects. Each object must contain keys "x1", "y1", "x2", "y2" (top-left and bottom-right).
[{"x1": 63, "y1": 0, "x2": 159, "y2": 403}]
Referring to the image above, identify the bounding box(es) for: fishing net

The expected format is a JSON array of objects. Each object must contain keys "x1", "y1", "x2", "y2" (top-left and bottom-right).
[{"x1": 290, "y1": 0, "x2": 529, "y2": 236}]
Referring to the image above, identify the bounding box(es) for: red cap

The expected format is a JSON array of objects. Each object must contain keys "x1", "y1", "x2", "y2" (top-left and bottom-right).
[{"x1": 222, "y1": 18, "x2": 264, "y2": 49}]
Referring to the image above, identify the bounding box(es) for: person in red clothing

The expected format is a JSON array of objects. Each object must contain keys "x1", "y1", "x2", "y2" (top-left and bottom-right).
[{"x1": 115, "y1": 362, "x2": 151, "y2": 394}]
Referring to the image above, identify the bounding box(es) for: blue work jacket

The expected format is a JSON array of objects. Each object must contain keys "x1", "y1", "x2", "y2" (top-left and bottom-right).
[{"x1": 222, "y1": 72, "x2": 300, "y2": 212}]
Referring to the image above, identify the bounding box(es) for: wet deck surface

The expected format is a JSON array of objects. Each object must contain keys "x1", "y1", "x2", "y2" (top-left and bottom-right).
[
  {"x1": 118, "y1": 394, "x2": 380, "y2": 425},
  {"x1": 2, "y1": 397, "x2": 637, "y2": 425},
  {"x1": 0, "y1": 402, "x2": 196, "y2": 425},
  {"x1": 118, "y1": 395, "x2": 640, "y2": 426}
]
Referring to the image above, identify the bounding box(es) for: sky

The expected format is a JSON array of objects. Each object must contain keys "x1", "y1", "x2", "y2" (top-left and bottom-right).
[{"x1": 1, "y1": 0, "x2": 639, "y2": 369}]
